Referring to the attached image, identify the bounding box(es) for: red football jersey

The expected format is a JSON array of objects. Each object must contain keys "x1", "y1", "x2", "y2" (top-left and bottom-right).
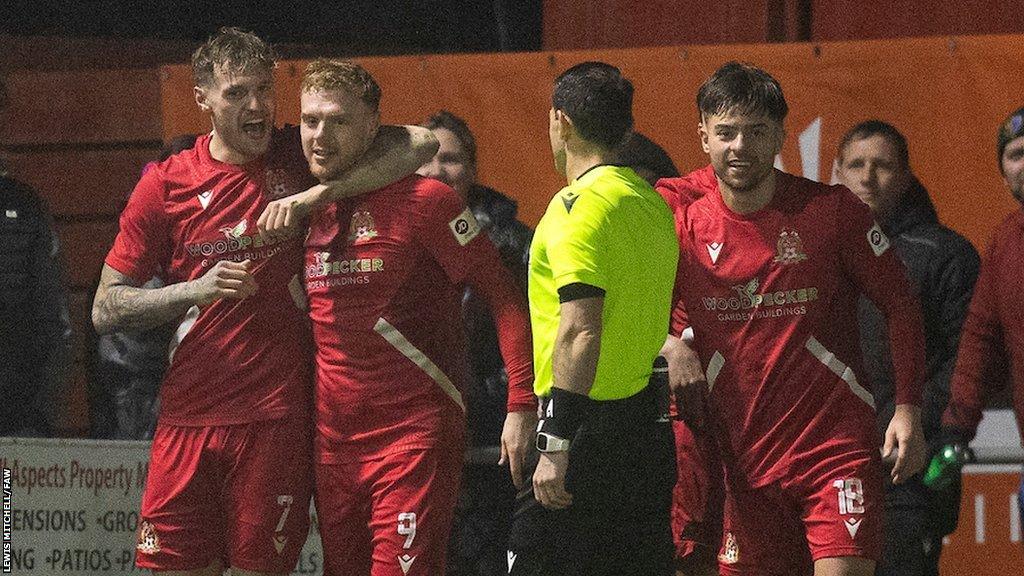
[
  {"x1": 305, "y1": 175, "x2": 532, "y2": 463},
  {"x1": 657, "y1": 166, "x2": 924, "y2": 488},
  {"x1": 105, "y1": 128, "x2": 315, "y2": 426}
]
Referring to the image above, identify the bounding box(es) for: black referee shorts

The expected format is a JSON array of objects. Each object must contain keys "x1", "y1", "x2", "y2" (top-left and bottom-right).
[{"x1": 507, "y1": 387, "x2": 677, "y2": 576}]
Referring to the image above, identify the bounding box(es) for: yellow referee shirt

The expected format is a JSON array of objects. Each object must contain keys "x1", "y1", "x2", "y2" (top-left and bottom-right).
[{"x1": 529, "y1": 165, "x2": 678, "y2": 401}]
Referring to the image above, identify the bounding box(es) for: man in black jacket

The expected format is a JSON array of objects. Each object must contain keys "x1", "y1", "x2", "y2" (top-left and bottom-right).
[
  {"x1": 835, "y1": 120, "x2": 980, "y2": 576},
  {"x1": 0, "y1": 161, "x2": 74, "y2": 437},
  {"x1": 418, "y1": 110, "x2": 534, "y2": 576}
]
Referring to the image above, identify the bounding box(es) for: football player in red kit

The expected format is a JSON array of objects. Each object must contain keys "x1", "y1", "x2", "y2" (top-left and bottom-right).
[
  {"x1": 93, "y1": 28, "x2": 437, "y2": 576},
  {"x1": 657, "y1": 62, "x2": 928, "y2": 576},
  {"x1": 296, "y1": 59, "x2": 534, "y2": 576}
]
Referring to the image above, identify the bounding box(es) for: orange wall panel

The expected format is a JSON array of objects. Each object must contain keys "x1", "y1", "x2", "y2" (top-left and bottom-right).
[
  {"x1": 0, "y1": 68, "x2": 162, "y2": 146},
  {"x1": 3, "y1": 148, "x2": 160, "y2": 216},
  {"x1": 58, "y1": 221, "x2": 119, "y2": 290},
  {"x1": 161, "y1": 34, "x2": 1024, "y2": 252},
  {"x1": 941, "y1": 467, "x2": 1024, "y2": 574}
]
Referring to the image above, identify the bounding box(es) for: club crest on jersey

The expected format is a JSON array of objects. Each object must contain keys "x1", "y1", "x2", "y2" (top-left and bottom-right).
[
  {"x1": 136, "y1": 520, "x2": 161, "y2": 555},
  {"x1": 773, "y1": 228, "x2": 808, "y2": 265},
  {"x1": 718, "y1": 531, "x2": 739, "y2": 564},
  {"x1": 219, "y1": 219, "x2": 248, "y2": 240},
  {"x1": 265, "y1": 168, "x2": 292, "y2": 199},
  {"x1": 348, "y1": 210, "x2": 379, "y2": 243}
]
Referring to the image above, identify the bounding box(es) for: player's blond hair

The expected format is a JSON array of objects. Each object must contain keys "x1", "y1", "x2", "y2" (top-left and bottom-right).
[{"x1": 301, "y1": 59, "x2": 381, "y2": 111}]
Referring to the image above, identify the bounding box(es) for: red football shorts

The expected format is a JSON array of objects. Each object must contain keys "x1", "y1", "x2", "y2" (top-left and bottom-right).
[
  {"x1": 315, "y1": 442, "x2": 464, "y2": 576},
  {"x1": 671, "y1": 420, "x2": 724, "y2": 571},
  {"x1": 136, "y1": 417, "x2": 313, "y2": 573},
  {"x1": 717, "y1": 450, "x2": 883, "y2": 576}
]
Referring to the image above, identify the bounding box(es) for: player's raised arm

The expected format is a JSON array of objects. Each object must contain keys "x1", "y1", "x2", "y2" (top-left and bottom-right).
[{"x1": 258, "y1": 125, "x2": 438, "y2": 238}]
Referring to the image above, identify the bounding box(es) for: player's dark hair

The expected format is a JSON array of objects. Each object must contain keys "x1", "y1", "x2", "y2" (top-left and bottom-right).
[
  {"x1": 619, "y1": 132, "x2": 679, "y2": 180},
  {"x1": 552, "y1": 62, "x2": 634, "y2": 150},
  {"x1": 837, "y1": 120, "x2": 910, "y2": 169},
  {"x1": 422, "y1": 110, "x2": 477, "y2": 168},
  {"x1": 192, "y1": 27, "x2": 277, "y2": 88},
  {"x1": 697, "y1": 61, "x2": 788, "y2": 123}
]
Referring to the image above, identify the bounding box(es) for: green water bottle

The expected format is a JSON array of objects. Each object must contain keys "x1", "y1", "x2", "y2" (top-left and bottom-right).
[{"x1": 922, "y1": 443, "x2": 973, "y2": 490}]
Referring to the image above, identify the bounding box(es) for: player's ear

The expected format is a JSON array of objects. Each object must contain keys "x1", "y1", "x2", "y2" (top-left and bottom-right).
[
  {"x1": 773, "y1": 123, "x2": 787, "y2": 155},
  {"x1": 555, "y1": 109, "x2": 575, "y2": 141},
  {"x1": 368, "y1": 111, "x2": 381, "y2": 140},
  {"x1": 194, "y1": 86, "x2": 211, "y2": 113},
  {"x1": 698, "y1": 119, "x2": 710, "y2": 154}
]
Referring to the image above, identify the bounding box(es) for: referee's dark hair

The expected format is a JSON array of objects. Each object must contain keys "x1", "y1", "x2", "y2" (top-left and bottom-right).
[
  {"x1": 697, "y1": 61, "x2": 788, "y2": 124},
  {"x1": 837, "y1": 120, "x2": 910, "y2": 169},
  {"x1": 553, "y1": 62, "x2": 634, "y2": 150}
]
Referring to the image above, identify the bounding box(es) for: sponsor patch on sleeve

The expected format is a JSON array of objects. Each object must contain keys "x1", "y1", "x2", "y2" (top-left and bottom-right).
[
  {"x1": 448, "y1": 207, "x2": 482, "y2": 246},
  {"x1": 866, "y1": 222, "x2": 890, "y2": 256}
]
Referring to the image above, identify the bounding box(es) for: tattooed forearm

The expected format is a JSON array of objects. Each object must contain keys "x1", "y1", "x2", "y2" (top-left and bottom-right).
[{"x1": 92, "y1": 265, "x2": 197, "y2": 335}]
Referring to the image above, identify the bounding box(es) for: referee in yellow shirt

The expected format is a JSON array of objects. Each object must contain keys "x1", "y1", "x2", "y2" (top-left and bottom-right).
[{"x1": 506, "y1": 62, "x2": 680, "y2": 576}]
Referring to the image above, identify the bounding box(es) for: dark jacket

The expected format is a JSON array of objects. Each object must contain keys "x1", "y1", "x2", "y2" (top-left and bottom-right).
[
  {"x1": 0, "y1": 173, "x2": 73, "y2": 436},
  {"x1": 462, "y1": 184, "x2": 532, "y2": 447},
  {"x1": 858, "y1": 178, "x2": 980, "y2": 523}
]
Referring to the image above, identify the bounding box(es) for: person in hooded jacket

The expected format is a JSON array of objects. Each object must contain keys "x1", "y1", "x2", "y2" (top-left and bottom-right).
[
  {"x1": 417, "y1": 110, "x2": 535, "y2": 576},
  {"x1": 835, "y1": 120, "x2": 980, "y2": 576}
]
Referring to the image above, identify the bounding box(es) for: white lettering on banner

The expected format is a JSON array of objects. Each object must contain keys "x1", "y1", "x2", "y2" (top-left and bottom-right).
[
  {"x1": 0, "y1": 438, "x2": 326, "y2": 575},
  {"x1": 774, "y1": 117, "x2": 823, "y2": 182},
  {"x1": 1011, "y1": 493, "x2": 1021, "y2": 543},
  {"x1": 976, "y1": 495, "x2": 986, "y2": 544}
]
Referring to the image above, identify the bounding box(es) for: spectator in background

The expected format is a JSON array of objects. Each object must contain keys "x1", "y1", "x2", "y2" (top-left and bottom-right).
[
  {"x1": 86, "y1": 134, "x2": 198, "y2": 440},
  {"x1": 0, "y1": 74, "x2": 75, "y2": 437},
  {"x1": 942, "y1": 105, "x2": 1024, "y2": 548},
  {"x1": 835, "y1": 120, "x2": 979, "y2": 576},
  {"x1": 417, "y1": 110, "x2": 534, "y2": 576}
]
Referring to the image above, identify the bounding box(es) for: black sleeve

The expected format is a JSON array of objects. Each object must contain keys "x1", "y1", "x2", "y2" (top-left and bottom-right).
[
  {"x1": 31, "y1": 210, "x2": 74, "y2": 432},
  {"x1": 923, "y1": 236, "x2": 980, "y2": 448},
  {"x1": 558, "y1": 282, "x2": 606, "y2": 303}
]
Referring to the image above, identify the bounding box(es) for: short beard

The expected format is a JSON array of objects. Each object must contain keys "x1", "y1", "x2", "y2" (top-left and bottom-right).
[{"x1": 718, "y1": 164, "x2": 773, "y2": 193}]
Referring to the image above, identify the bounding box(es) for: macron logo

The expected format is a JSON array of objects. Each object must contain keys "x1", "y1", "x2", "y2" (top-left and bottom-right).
[
  {"x1": 507, "y1": 550, "x2": 518, "y2": 572},
  {"x1": 707, "y1": 242, "x2": 723, "y2": 264},
  {"x1": 845, "y1": 518, "x2": 862, "y2": 539},
  {"x1": 198, "y1": 190, "x2": 213, "y2": 209},
  {"x1": 398, "y1": 554, "x2": 416, "y2": 575}
]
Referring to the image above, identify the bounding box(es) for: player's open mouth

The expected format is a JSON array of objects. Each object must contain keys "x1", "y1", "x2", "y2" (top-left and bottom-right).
[
  {"x1": 242, "y1": 119, "x2": 268, "y2": 138},
  {"x1": 311, "y1": 148, "x2": 334, "y2": 163}
]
